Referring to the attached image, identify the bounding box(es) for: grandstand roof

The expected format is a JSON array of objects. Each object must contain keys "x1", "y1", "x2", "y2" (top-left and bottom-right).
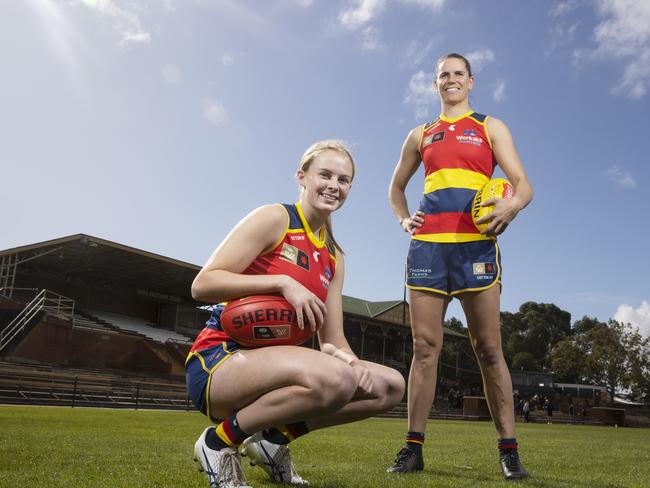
[
  {"x1": 342, "y1": 296, "x2": 403, "y2": 318},
  {"x1": 1, "y1": 234, "x2": 199, "y2": 303},
  {"x1": 1, "y1": 234, "x2": 468, "y2": 338},
  {"x1": 341, "y1": 295, "x2": 467, "y2": 339}
]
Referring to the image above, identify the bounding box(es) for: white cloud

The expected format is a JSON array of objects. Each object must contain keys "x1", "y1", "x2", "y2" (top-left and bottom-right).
[
  {"x1": 614, "y1": 301, "x2": 650, "y2": 338},
  {"x1": 339, "y1": 0, "x2": 444, "y2": 51},
  {"x1": 548, "y1": 21, "x2": 580, "y2": 52},
  {"x1": 465, "y1": 48, "x2": 495, "y2": 73},
  {"x1": 162, "y1": 64, "x2": 181, "y2": 84},
  {"x1": 401, "y1": 0, "x2": 445, "y2": 10},
  {"x1": 203, "y1": 98, "x2": 228, "y2": 126},
  {"x1": 613, "y1": 49, "x2": 650, "y2": 99},
  {"x1": 549, "y1": 0, "x2": 578, "y2": 18},
  {"x1": 361, "y1": 26, "x2": 381, "y2": 51},
  {"x1": 404, "y1": 70, "x2": 436, "y2": 119},
  {"x1": 573, "y1": 0, "x2": 650, "y2": 98},
  {"x1": 402, "y1": 39, "x2": 438, "y2": 68},
  {"x1": 603, "y1": 166, "x2": 636, "y2": 188},
  {"x1": 339, "y1": 0, "x2": 385, "y2": 30},
  {"x1": 221, "y1": 54, "x2": 235, "y2": 66},
  {"x1": 79, "y1": 0, "x2": 151, "y2": 46},
  {"x1": 493, "y1": 80, "x2": 506, "y2": 102}
]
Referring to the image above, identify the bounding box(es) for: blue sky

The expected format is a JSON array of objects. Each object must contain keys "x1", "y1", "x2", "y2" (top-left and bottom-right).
[{"x1": 2, "y1": 0, "x2": 649, "y2": 337}]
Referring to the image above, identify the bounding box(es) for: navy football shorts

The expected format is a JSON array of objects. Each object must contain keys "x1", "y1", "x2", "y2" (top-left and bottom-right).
[
  {"x1": 185, "y1": 340, "x2": 240, "y2": 422},
  {"x1": 406, "y1": 239, "x2": 501, "y2": 297}
]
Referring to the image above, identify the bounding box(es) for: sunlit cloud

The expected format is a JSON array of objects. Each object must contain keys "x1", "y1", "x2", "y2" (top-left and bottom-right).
[
  {"x1": 203, "y1": 98, "x2": 228, "y2": 126},
  {"x1": 339, "y1": 0, "x2": 444, "y2": 50},
  {"x1": 221, "y1": 54, "x2": 235, "y2": 66},
  {"x1": 493, "y1": 81, "x2": 506, "y2": 102},
  {"x1": 361, "y1": 26, "x2": 381, "y2": 51},
  {"x1": 603, "y1": 165, "x2": 636, "y2": 188},
  {"x1": 465, "y1": 48, "x2": 495, "y2": 73},
  {"x1": 569, "y1": 0, "x2": 650, "y2": 99},
  {"x1": 402, "y1": 0, "x2": 445, "y2": 10},
  {"x1": 404, "y1": 70, "x2": 436, "y2": 119},
  {"x1": 79, "y1": 0, "x2": 151, "y2": 46},
  {"x1": 162, "y1": 64, "x2": 181, "y2": 84},
  {"x1": 549, "y1": 0, "x2": 579, "y2": 18},
  {"x1": 402, "y1": 39, "x2": 438, "y2": 68},
  {"x1": 614, "y1": 300, "x2": 650, "y2": 338},
  {"x1": 339, "y1": 0, "x2": 385, "y2": 30}
]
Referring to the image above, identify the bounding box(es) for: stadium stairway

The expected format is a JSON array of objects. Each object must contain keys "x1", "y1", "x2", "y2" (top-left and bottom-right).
[{"x1": 84, "y1": 310, "x2": 193, "y2": 344}]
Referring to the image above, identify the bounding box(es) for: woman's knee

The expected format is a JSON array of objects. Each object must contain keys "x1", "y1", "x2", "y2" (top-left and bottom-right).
[
  {"x1": 473, "y1": 341, "x2": 504, "y2": 368},
  {"x1": 376, "y1": 368, "x2": 406, "y2": 410},
  {"x1": 412, "y1": 334, "x2": 442, "y2": 364},
  {"x1": 301, "y1": 361, "x2": 357, "y2": 411}
]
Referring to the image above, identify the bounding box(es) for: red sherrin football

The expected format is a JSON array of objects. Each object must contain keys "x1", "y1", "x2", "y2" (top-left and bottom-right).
[{"x1": 221, "y1": 295, "x2": 315, "y2": 347}]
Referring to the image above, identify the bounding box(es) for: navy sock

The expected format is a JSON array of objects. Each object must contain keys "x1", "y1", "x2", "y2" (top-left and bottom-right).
[
  {"x1": 498, "y1": 438, "x2": 518, "y2": 454},
  {"x1": 263, "y1": 422, "x2": 309, "y2": 445},
  {"x1": 205, "y1": 415, "x2": 249, "y2": 451},
  {"x1": 405, "y1": 431, "x2": 424, "y2": 455}
]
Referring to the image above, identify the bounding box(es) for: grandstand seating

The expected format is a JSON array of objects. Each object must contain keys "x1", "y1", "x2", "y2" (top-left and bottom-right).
[
  {"x1": 85, "y1": 310, "x2": 193, "y2": 344},
  {"x1": 0, "y1": 361, "x2": 191, "y2": 410}
]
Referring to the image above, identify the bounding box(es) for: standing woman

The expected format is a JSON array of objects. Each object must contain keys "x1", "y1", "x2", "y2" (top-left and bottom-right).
[
  {"x1": 387, "y1": 53, "x2": 533, "y2": 480},
  {"x1": 188, "y1": 140, "x2": 405, "y2": 488}
]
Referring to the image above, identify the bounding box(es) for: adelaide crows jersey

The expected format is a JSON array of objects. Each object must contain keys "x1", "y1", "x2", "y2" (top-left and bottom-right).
[
  {"x1": 414, "y1": 111, "x2": 496, "y2": 243},
  {"x1": 189, "y1": 202, "x2": 336, "y2": 353}
]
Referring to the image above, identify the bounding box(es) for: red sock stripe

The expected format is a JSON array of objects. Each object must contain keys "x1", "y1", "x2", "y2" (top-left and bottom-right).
[
  {"x1": 222, "y1": 420, "x2": 236, "y2": 443},
  {"x1": 406, "y1": 436, "x2": 425, "y2": 444},
  {"x1": 500, "y1": 443, "x2": 518, "y2": 450},
  {"x1": 285, "y1": 424, "x2": 299, "y2": 439}
]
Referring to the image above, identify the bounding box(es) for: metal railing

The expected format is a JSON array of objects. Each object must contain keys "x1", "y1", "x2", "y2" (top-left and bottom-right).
[
  {"x1": 0, "y1": 289, "x2": 75, "y2": 353},
  {"x1": 0, "y1": 365, "x2": 191, "y2": 410}
]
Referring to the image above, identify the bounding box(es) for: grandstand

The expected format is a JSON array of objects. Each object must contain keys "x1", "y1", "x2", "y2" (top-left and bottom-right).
[
  {"x1": 0, "y1": 234, "x2": 447, "y2": 413},
  {"x1": 3, "y1": 234, "x2": 645, "y2": 426}
]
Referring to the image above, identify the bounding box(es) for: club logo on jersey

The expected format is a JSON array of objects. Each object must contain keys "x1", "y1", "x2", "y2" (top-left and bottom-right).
[
  {"x1": 463, "y1": 129, "x2": 476, "y2": 136},
  {"x1": 423, "y1": 131, "x2": 445, "y2": 147},
  {"x1": 473, "y1": 262, "x2": 495, "y2": 276},
  {"x1": 280, "y1": 243, "x2": 310, "y2": 270}
]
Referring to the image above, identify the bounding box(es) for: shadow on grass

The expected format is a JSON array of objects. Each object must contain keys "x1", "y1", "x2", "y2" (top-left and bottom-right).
[{"x1": 430, "y1": 467, "x2": 632, "y2": 488}]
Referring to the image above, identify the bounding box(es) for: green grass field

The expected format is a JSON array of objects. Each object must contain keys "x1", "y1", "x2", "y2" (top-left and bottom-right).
[{"x1": 1, "y1": 406, "x2": 648, "y2": 488}]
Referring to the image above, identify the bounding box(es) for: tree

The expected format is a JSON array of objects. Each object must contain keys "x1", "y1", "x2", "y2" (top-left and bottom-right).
[
  {"x1": 581, "y1": 322, "x2": 628, "y2": 401},
  {"x1": 501, "y1": 302, "x2": 572, "y2": 370},
  {"x1": 511, "y1": 351, "x2": 539, "y2": 371},
  {"x1": 550, "y1": 336, "x2": 587, "y2": 383},
  {"x1": 550, "y1": 318, "x2": 650, "y2": 401},
  {"x1": 572, "y1": 316, "x2": 603, "y2": 335}
]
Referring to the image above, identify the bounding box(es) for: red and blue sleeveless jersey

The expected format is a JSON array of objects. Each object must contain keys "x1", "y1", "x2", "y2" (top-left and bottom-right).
[
  {"x1": 413, "y1": 111, "x2": 496, "y2": 243},
  {"x1": 189, "y1": 203, "x2": 337, "y2": 353}
]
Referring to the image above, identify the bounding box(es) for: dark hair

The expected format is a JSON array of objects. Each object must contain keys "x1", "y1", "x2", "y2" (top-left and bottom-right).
[{"x1": 435, "y1": 53, "x2": 472, "y2": 77}]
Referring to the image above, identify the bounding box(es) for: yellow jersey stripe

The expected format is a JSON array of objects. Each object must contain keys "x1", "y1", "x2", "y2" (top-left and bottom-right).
[
  {"x1": 413, "y1": 233, "x2": 492, "y2": 243},
  {"x1": 424, "y1": 168, "x2": 489, "y2": 194}
]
